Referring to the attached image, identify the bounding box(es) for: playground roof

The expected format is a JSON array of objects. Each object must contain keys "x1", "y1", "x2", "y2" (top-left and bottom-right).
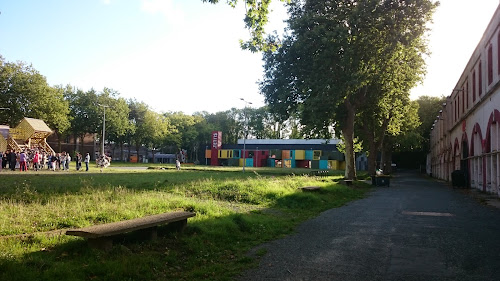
[{"x1": 24, "y1": 117, "x2": 52, "y2": 133}]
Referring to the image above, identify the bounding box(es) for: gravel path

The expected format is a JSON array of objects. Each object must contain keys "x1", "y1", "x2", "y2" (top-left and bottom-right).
[{"x1": 238, "y1": 171, "x2": 500, "y2": 281}]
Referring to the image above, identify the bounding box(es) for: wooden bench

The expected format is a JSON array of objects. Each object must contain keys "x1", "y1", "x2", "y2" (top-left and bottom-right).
[{"x1": 66, "y1": 211, "x2": 195, "y2": 250}]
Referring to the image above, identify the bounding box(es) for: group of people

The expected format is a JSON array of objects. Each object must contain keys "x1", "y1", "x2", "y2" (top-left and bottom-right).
[{"x1": 0, "y1": 148, "x2": 92, "y2": 172}]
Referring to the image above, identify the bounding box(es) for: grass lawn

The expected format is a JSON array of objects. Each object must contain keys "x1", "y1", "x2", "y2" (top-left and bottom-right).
[{"x1": 0, "y1": 166, "x2": 370, "y2": 281}]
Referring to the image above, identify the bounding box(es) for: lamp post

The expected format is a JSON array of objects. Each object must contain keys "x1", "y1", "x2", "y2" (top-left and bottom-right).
[
  {"x1": 240, "y1": 98, "x2": 252, "y2": 172},
  {"x1": 99, "y1": 104, "x2": 109, "y2": 156},
  {"x1": 205, "y1": 145, "x2": 208, "y2": 166}
]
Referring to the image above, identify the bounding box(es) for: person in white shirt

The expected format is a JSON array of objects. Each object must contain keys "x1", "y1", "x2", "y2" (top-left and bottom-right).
[{"x1": 84, "y1": 153, "x2": 90, "y2": 171}]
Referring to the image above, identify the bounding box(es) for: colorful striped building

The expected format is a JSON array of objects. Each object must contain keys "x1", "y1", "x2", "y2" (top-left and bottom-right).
[{"x1": 206, "y1": 132, "x2": 346, "y2": 170}]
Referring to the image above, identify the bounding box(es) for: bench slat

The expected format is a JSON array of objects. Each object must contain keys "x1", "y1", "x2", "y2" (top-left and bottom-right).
[{"x1": 66, "y1": 211, "x2": 195, "y2": 239}]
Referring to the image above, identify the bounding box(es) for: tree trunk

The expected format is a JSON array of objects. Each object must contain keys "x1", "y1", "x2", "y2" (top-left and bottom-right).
[
  {"x1": 120, "y1": 142, "x2": 124, "y2": 162},
  {"x1": 56, "y1": 131, "x2": 62, "y2": 152},
  {"x1": 127, "y1": 139, "x2": 132, "y2": 162},
  {"x1": 381, "y1": 141, "x2": 393, "y2": 174},
  {"x1": 367, "y1": 136, "x2": 378, "y2": 176},
  {"x1": 342, "y1": 102, "x2": 357, "y2": 180},
  {"x1": 135, "y1": 141, "x2": 141, "y2": 163},
  {"x1": 73, "y1": 133, "x2": 78, "y2": 153},
  {"x1": 80, "y1": 135, "x2": 86, "y2": 154}
]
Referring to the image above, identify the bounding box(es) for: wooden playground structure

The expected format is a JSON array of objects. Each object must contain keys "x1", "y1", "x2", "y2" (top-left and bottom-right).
[{"x1": 0, "y1": 117, "x2": 55, "y2": 154}]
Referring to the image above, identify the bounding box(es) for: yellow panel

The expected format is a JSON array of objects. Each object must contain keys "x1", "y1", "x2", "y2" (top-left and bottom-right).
[
  {"x1": 295, "y1": 150, "x2": 305, "y2": 160},
  {"x1": 329, "y1": 160, "x2": 339, "y2": 170},
  {"x1": 219, "y1": 149, "x2": 233, "y2": 159},
  {"x1": 0, "y1": 136, "x2": 6, "y2": 152},
  {"x1": 340, "y1": 161, "x2": 346, "y2": 170},
  {"x1": 239, "y1": 158, "x2": 244, "y2": 167},
  {"x1": 205, "y1": 150, "x2": 211, "y2": 158}
]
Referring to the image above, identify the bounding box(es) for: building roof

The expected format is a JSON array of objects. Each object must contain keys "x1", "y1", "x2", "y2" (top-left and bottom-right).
[
  {"x1": 24, "y1": 117, "x2": 52, "y2": 132},
  {"x1": 237, "y1": 139, "x2": 340, "y2": 145},
  {"x1": 0, "y1": 125, "x2": 9, "y2": 139}
]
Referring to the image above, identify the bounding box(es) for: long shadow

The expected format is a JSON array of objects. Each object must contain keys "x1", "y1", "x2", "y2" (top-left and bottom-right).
[{"x1": 0, "y1": 179, "x2": 369, "y2": 281}]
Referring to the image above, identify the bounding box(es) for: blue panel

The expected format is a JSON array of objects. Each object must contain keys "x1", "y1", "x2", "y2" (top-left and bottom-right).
[
  {"x1": 319, "y1": 160, "x2": 328, "y2": 170},
  {"x1": 305, "y1": 150, "x2": 314, "y2": 160},
  {"x1": 233, "y1": 150, "x2": 241, "y2": 158}
]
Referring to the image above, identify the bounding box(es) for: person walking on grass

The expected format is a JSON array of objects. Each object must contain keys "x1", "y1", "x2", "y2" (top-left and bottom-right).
[
  {"x1": 84, "y1": 153, "x2": 90, "y2": 171},
  {"x1": 176, "y1": 159, "x2": 181, "y2": 171}
]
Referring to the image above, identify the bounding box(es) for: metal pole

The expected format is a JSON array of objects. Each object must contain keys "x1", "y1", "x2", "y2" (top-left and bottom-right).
[
  {"x1": 243, "y1": 111, "x2": 246, "y2": 172},
  {"x1": 240, "y1": 98, "x2": 252, "y2": 172},
  {"x1": 99, "y1": 104, "x2": 109, "y2": 156},
  {"x1": 102, "y1": 106, "x2": 105, "y2": 155}
]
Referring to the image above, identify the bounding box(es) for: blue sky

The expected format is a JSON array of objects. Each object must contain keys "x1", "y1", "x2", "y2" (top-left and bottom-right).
[{"x1": 0, "y1": 0, "x2": 498, "y2": 114}]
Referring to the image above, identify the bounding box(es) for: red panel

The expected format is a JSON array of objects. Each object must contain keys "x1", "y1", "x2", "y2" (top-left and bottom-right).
[
  {"x1": 296, "y1": 160, "x2": 310, "y2": 168},
  {"x1": 211, "y1": 131, "x2": 222, "y2": 166}
]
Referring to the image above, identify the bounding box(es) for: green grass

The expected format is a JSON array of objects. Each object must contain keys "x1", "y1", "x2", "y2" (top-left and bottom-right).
[{"x1": 0, "y1": 167, "x2": 371, "y2": 281}]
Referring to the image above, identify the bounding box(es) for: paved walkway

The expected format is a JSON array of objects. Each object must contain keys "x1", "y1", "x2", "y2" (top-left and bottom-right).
[{"x1": 238, "y1": 171, "x2": 500, "y2": 281}]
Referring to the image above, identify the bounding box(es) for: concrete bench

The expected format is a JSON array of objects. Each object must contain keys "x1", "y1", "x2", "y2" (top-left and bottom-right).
[
  {"x1": 301, "y1": 186, "x2": 321, "y2": 192},
  {"x1": 66, "y1": 211, "x2": 195, "y2": 250},
  {"x1": 309, "y1": 170, "x2": 330, "y2": 177},
  {"x1": 343, "y1": 180, "x2": 354, "y2": 186}
]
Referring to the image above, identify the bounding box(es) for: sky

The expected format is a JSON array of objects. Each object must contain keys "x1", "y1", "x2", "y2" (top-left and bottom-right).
[{"x1": 0, "y1": 0, "x2": 499, "y2": 114}]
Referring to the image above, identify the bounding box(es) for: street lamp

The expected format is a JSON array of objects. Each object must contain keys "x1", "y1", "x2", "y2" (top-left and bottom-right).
[
  {"x1": 240, "y1": 98, "x2": 252, "y2": 172},
  {"x1": 98, "y1": 104, "x2": 109, "y2": 156}
]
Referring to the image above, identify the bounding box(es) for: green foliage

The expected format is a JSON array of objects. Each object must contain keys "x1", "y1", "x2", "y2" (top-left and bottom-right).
[
  {"x1": 260, "y1": 0, "x2": 438, "y2": 178},
  {"x1": 0, "y1": 56, "x2": 70, "y2": 132},
  {"x1": 203, "y1": 0, "x2": 290, "y2": 52},
  {"x1": 337, "y1": 134, "x2": 363, "y2": 154},
  {"x1": 416, "y1": 95, "x2": 446, "y2": 151}
]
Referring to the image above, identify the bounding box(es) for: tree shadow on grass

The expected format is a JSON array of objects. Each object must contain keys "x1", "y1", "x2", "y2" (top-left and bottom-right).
[{"x1": 0, "y1": 182, "x2": 370, "y2": 281}]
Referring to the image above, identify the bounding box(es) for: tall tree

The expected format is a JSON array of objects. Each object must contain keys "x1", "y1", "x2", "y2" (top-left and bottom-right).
[
  {"x1": 64, "y1": 87, "x2": 101, "y2": 152},
  {"x1": 97, "y1": 88, "x2": 132, "y2": 156},
  {"x1": 0, "y1": 57, "x2": 70, "y2": 134},
  {"x1": 415, "y1": 95, "x2": 446, "y2": 152},
  {"x1": 261, "y1": 0, "x2": 437, "y2": 179},
  {"x1": 129, "y1": 100, "x2": 150, "y2": 161},
  {"x1": 205, "y1": 109, "x2": 241, "y2": 144}
]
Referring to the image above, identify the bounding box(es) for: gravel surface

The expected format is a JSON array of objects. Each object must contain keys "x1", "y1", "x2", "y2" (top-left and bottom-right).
[{"x1": 238, "y1": 171, "x2": 500, "y2": 281}]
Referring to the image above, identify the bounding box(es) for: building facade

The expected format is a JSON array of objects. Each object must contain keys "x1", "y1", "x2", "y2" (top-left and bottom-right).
[
  {"x1": 429, "y1": 5, "x2": 500, "y2": 197},
  {"x1": 205, "y1": 132, "x2": 347, "y2": 169}
]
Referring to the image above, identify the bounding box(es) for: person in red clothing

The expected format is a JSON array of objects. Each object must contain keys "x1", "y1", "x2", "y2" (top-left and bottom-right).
[{"x1": 33, "y1": 151, "x2": 40, "y2": 171}]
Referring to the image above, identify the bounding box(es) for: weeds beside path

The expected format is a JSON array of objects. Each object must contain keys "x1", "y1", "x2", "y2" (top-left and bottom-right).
[{"x1": 0, "y1": 168, "x2": 370, "y2": 281}]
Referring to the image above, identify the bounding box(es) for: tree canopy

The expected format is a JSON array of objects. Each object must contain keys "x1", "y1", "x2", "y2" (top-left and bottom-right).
[{"x1": 261, "y1": 0, "x2": 437, "y2": 178}]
